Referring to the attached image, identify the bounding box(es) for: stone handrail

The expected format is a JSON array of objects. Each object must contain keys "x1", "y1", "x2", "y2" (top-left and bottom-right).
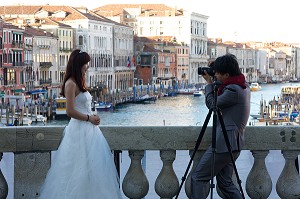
[{"x1": 0, "y1": 126, "x2": 299, "y2": 199}]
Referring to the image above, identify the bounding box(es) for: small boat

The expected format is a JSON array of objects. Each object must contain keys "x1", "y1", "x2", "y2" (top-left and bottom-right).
[
  {"x1": 250, "y1": 114, "x2": 261, "y2": 119},
  {"x1": 193, "y1": 90, "x2": 203, "y2": 97},
  {"x1": 24, "y1": 114, "x2": 47, "y2": 123},
  {"x1": 281, "y1": 85, "x2": 300, "y2": 98},
  {"x1": 1, "y1": 115, "x2": 33, "y2": 126},
  {"x1": 53, "y1": 97, "x2": 68, "y2": 119},
  {"x1": 250, "y1": 83, "x2": 262, "y2": 91},
  {"x1": 21, "y1": 117, "x2": 33, "y2": 125},
  {"x1": 133, "y1": 94, "x2": 157, "y2": 103},
  {"x1": 33, "y1": 114, "x2": 47, "y2": 123},
  {"x1": 163, "y1": 92, "x2": 177, "y2": 97},
  {"x1": 94, "y1": 102, "x2": 113, "y2": 111},
  {"x1": 177, "y1": 88, "x2": 196, "y2": 95}
]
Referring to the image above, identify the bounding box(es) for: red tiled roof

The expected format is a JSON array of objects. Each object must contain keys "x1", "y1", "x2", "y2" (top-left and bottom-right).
[
  {"x1": 3, "y1": 23, "x2": 23, "y2": 31},
  {"x1": 134, "y1": 36, "x2": 179, "y2": 46},
  {"x1": 24, "y1": 25, "x2": 57, "y2": 37},
  {"x1": 0, "y1": 5, "x2": 42, "y2": 15},
  {"x1": 0, "y1": 5, "x2": 116, "y2": 23},
  {"x1": 92, "y1": 4, "x2": 183, "y2": 17},
  {"x1": 42, "y1": 18, "x2": 72, "y2": 27},
  {"x1": 143, "y1": 44, "x2": 161, "y2": 53},
  {"x1": 89, "y1": 11, "x2": 128, "y2": 27}
]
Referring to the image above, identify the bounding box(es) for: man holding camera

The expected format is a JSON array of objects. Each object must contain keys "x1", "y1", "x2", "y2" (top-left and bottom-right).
[{"x1": 191, "y1": 54, "x2": 251, "y2": 199}]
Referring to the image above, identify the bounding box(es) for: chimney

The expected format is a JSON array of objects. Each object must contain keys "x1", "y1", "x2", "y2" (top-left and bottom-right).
[
  {"x1": 165, "y1": 10, "x2": 170, "y2": 17},
  {"x1": 172, "y1": 7, "x2": 176, "y2": 16}
]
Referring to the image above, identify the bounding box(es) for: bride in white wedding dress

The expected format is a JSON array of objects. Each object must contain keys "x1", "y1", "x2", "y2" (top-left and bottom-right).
[{"x1": 39, "y1": 49, "x2": 123, "y2": 199}]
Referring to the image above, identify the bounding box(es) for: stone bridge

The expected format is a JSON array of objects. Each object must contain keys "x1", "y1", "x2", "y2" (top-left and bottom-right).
[{"x1": 0, "y1": 126, "x2": 299, "y2": 199}]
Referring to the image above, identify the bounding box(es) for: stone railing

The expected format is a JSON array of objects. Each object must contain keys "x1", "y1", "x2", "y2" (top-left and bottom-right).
[{"x1": 0, "y1": 126, "x2": 300, "y2": 199}]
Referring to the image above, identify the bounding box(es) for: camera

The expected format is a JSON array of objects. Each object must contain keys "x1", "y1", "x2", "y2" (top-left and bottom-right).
[{"x1": 198, "y1": 67, "x2": 215, "y2": 76}]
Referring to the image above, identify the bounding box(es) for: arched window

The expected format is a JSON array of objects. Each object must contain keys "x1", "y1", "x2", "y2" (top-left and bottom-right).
[
  {"x1": 152, "y1": 56, "x2": 157, "y2": 64},
  {"x1": 79, "y1": 35, "x2": 83, "y2": 45},
  {"x1": 137, "y1": 55, "x2": 141, "y2": 65}
]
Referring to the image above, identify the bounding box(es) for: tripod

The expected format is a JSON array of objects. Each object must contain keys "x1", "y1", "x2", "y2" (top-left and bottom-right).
[{"x1": 175, "y1": 81, "x2": 245, "y2": 199}]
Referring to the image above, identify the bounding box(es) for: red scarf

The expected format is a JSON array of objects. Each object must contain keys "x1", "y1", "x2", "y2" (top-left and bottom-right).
[{"x1": 217, "y1": 74, "x2": 246, "y2": 96}]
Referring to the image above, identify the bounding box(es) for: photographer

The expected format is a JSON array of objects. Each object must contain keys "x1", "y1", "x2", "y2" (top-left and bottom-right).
[{"x1": 191, "y1": 54, "x2": 250, "y2": 199}]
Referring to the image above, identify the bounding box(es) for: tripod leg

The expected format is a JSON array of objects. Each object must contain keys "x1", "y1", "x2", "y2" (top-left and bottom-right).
[
  {"x1": 209, "y1": 107, "x2": 218, "y2": 199},
  {"x1": 175, "y1": 109, "x2": 212, "y2": 199},
  {"x1": 217, "y1": 109, "x2": 246, "y2": 199}
]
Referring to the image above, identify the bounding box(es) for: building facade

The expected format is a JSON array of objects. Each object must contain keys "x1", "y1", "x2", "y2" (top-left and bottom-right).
[{"x1": 93, "y1": 4, "x2": 209, "y2": 85}]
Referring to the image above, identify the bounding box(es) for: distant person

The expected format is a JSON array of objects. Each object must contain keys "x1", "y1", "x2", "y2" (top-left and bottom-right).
[
  {"x1": 39, "y1": 49, "x2": 122, "y2": 199},
  {"x1": 191, "y1": 54, "x2": 251, "y2": 199}
]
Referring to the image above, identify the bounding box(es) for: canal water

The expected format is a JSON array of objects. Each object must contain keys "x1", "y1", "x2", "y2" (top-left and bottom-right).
[{"x1": 1, "y1": 83, "x2": 299, "y2": 198}]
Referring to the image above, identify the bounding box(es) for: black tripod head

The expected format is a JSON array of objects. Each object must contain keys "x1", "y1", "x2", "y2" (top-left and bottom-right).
[{"x1": 213, "y1": 80, "x2": 222, "y2": 90}]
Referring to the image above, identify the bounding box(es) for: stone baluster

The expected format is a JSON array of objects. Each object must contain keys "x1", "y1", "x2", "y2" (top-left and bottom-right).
[
  {"x1": 0, "y1": 152, "x2": 8, "y2": 199},
  {"x1": 276, "y1": 150, "x2": 300, "y2": 199},
  {"x1": 122, "y1": 150, "x2": 149, "y2": 199},
  {"x1": 155, "y1": 150, "x2": 179, "y2": 198},
  {"x1": 246, "y1": 150, "x2": 272, "y2": 199},
  {"x1": 185, "y1": 150, "x2": 204, "y2": 198}
]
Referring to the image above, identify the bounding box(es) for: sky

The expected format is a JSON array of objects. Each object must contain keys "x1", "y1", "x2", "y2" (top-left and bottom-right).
[{"x1": 2, "y1": 0, "x2": 300, "y2": 44}]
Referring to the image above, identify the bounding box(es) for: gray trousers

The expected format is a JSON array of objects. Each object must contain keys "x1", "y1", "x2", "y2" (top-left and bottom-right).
[{"x1": 191, "y1": 147, "x2": 242, "y2": 199}]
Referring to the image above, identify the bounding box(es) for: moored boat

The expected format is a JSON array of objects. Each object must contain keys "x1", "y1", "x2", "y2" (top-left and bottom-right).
[
  {"x1": 53, "y1": 97, "x2": 68, "y2": 120},
  {"x1": 281, "y1": 85, "x2": 300, "y2": 99},
  {"x1": 1, "y1": 116, "x2": 33, "y2": 126},
  {"x1": 250, "y1": 83, "x2": 262, "y2": 91},
  {"x1": 95, "y1": 102, "x2": 113, "y2": 111},
  {"x1": 177, "y1": 88, "x2": 196, "y2": 95},
  {"x1": 193, "y1": 90, "x2": 203, "y2": 97}
]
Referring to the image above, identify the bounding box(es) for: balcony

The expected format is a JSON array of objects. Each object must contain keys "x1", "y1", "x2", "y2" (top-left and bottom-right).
[
  {"x1": 164, "y1": 73, "x2": 173, "y2": 78},
  {"x1": 11, "y1": 41, "x2": 24, "y2": 48},
  {"x1": 25, "y1": 44, "x2": 33, "y2": 49},
  {"x1": 59, "y1": 47, "x2": 73, "y2": 52},
  {"x1": 0, "y1": 126, "x2": 299, "y2": 199},
  {"x1": 39, "y1": 62, "x2": 53, "y2": 68},
  {"x1": 12, "y1": 62, "x2": 25, "y2": 67},
  {"x1": 24, "y1": 60, "x2": 33, "y2": 65},
  {"x1": 39, "y1": 78, "x2": 52, "y2": 85},
  {"x1": 38, "y1": 44, "x2": 50, "y2": 49}
]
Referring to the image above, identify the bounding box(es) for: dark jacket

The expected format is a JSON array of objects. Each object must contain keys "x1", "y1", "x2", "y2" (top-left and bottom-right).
[{"x1": 205, "y1": 83, "x2": 251, "y2": 153}]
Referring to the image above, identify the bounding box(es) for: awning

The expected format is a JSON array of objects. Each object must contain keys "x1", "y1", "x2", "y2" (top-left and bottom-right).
[
  {"x1": 27, "y1": 89, "x2": 48, "y2": 94},
  {"x1": 12, "y1": 89, "x2": 25, "y2": 93}
]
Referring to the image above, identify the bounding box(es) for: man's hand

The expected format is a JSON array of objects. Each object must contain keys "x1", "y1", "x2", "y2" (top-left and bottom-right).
[{"x1": 202, "y1": 71, "x2": 213, "y2": 84}]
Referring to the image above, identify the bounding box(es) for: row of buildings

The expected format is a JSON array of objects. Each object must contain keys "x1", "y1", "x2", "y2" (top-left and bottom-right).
[
  {"x1": 0, "y1": 4, "x2": 299, "y2": 100},
  {"x1": 208, "y1": 39, "x2": 300, "y2": 84}
]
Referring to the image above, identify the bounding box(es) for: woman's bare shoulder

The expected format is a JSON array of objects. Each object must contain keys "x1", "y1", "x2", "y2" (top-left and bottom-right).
[
  {"x1": 65, "y1": 78, "x2": 80, "y2": 95},
  {"x1": 65, "y1": 78, "x2": 76, "y2": 86}
]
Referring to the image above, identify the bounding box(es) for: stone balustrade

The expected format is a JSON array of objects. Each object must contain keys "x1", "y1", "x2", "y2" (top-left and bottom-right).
[{"x1": 0, "y1": 126, "x2": 299, "y2": 199}]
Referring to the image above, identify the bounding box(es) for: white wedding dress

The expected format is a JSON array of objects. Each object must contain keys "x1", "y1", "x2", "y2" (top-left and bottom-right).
[{"x1": 39, "y1": 92, "x2": 123, "y2": 199}]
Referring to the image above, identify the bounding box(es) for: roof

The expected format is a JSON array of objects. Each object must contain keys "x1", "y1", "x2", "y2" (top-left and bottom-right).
[
  {"x1": 24, "y1": 25, "x2": 57, "y2": 37},
  {"x1": 3, "y1": 23, "x2": 23, "y2": 31},
  {"x1": 0, "y1": 5, "x2": 42, "y2": 15},
  {"x1": 89, "y1": 11, "x2": 129, "y2": 27},
  {"x1": 92, "y1": 4, "x2": 183, "y2": 17},
  {"x1": 142, "y1": 44, "x2": 161, "y2": 53},
  {"x1": 0, "y1": 5, "x2": 118, "y2": 23},
  {"x1": 41, "y1": 18, "x2": 72, "y2": 28}
]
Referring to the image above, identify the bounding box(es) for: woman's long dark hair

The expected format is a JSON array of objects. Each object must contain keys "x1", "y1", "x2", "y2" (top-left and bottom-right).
[{"x1": 60, "y1": 49, "x2": 91, "y2": 97}]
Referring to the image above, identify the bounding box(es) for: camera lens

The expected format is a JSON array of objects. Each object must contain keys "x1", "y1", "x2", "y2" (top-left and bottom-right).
[{"x1": 198, "y1": 67, "x2": 215, "y2": 76}]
